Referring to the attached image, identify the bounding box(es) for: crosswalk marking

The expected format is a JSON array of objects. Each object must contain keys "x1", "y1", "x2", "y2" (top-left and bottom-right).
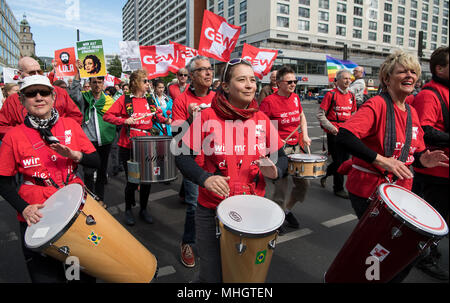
[
  {"x1": 321, "y1": 214, "x2": 358, "y2": 228},
  {"x1": 277, "y1": 228, "x2": 313, "y2": 244}
]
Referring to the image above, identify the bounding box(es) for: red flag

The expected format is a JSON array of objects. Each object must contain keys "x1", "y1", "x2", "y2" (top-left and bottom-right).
[
  {"x1": 241, "y1": 44, "x2": 278, "y2": 80},
  {"x1": 140, "y1": 45, "x2": 176, "y2": 79},
  {"x1": 198, "y1": 10, "x2": 241, "y2": 62},
  {"x1": 54, "y1": 47, "x2": 77, "y2": 77},
  {"x1": 169, "y1": 41, "x2": 199, "y2": 72}
]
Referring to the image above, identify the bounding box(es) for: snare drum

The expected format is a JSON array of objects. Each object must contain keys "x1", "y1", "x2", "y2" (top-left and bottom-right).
[
  {"x1": 25, "y1": 184, "x2": 158, "y2": 283},
  {"x1": 325, "y1": 183, "x2": 448, "y2": 283},
  {"x1": 216, "y1": 195, "x2": 285, "y2": 283},
  {"x1": 128, "y1": 136, "x2": 177, "y2": 184},
  {"x1": 288, "y1": 153, "x2": 327, "y2": 179}
]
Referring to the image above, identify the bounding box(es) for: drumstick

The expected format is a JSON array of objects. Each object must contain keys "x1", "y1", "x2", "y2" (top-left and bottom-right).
[
  {"x1": 134, "y1": 113, "x2": 156, "y2": 121},
  {"x1": 307, "y1": 145, "x2": 311, "y2": 155},
  {"x1": 283, "y1": 124, "x2": 302, "y2": 144}
]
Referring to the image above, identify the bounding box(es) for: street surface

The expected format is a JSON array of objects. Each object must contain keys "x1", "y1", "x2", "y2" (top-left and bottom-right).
[{"x1": 0, "y1": 99, "x2": 448, "y2": 284}]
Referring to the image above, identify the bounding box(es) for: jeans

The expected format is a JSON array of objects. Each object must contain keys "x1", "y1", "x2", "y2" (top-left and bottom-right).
[
  {"x1": 195, "y1": 204, "x2": 222, "y2": 283},
  {"x1": 182, "y1": 178, "x2": 198, "y2": 244}
]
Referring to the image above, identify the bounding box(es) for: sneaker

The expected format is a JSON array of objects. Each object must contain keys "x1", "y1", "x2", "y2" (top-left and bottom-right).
[
  {"x1": 125, "y1": 210, "x2": 135, "y2": 226},
  {"x1": 285, "y1": 212, "x2": 300, "y2": 229},
  {"x1": 181, "y1": 244, "x2": 195, "y2": 268},
  {"x1": 320, "y1": 176, "x2": 327, "y2": 188},
  {"x1": 416, "y1": 259, "x2": 449, "y2": 281},
  {"x1": 334, "y1": 190, "x2": 349, "y2": 199},
  {"x1": 139, "y1": 209, "x2": 154, "y2": 224}
]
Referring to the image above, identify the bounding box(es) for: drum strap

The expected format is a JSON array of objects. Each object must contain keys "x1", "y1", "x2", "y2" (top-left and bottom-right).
[
  {"x1": 227, "y1": 154, "x2": 255, "y2": 195},
  {"x1": 381, "y1": 92, "x2": 412, "y2": 163},
  {"x1": 421, "y1": 87, "x2": 449, "y2": 133}
]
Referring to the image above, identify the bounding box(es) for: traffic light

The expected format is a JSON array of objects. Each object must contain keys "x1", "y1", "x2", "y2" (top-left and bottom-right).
[
  {"x1": 343, "y1": 44, "x2": 348, "y2": 61},
  {"x1": 418, "y1": 31, "x2": 424, "y2": 58}
]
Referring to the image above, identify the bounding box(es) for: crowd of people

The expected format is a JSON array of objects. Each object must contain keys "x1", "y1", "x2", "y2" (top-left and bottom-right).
[{"x1": 0, "y1": 45, "x2": 448, "y2": 283}]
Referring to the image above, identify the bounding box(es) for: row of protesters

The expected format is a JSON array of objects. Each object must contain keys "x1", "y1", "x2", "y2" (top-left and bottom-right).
[
  {"x1": 68, "y1": 61, "x2": 117, "y2": 203},
  {"x1": 260, "y1": 66, "x2": 311, "y2": 231}
]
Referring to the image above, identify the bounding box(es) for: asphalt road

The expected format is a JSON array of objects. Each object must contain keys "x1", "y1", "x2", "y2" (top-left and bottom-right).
[{"x1": 0, "y1": 99, "x2": 448, "y2": 286}]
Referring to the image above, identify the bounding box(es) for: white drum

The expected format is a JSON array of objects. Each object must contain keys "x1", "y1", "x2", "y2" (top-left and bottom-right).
[
  {"x1": 216, "y1": 195, "x2": 285, "y2": 282},
  {"x1": 288, "y1": 153, "x2": 327, "y2": 179}
]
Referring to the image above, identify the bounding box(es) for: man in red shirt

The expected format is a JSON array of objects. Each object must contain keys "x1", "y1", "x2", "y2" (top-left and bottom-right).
[
  {"x1": 257, "y1": 70, "x2": 278, "y2": 105},
  {"x1": 168, "y1": 68, "x2": 190, "y2": 101},
  {"x1": 317, "y1": 69, "x2": 356, "y2": 198},
  {"x1": 411, "y1": 46, "x2": 449, "y2": 281},
  {"x1": 172, "y1": 56, "x2": 216, "y2": 268},
  {"x1": 0, "y1": 57, "x2": 82, "y2": 140},
  {"x1": 260, "y1": 66, "x2": 311, "y2": 230}
]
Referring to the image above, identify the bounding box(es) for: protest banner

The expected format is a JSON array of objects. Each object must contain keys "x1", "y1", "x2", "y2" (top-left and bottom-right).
[
  {"x1": 169, "y1": 41, "x2": 198, "y2": 72},
  {"x1": 55, "y1": 47, "x2": 77, "y2": 77},
  {"x1": 76, "y1": 39, "x2": 107, "y2": 78},
  {"x1": 241, "y1": 43, "x2": 278, "y2": 79},
  {"x1": 140, "y1": 45, "x2": 175, "y2": 79},
  {"x1": 119, "y1": 41, "x2": 142, "y2": 71}
]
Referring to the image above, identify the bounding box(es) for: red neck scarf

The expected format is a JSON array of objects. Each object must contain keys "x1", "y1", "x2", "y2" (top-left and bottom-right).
[{"x1": 211, "y1": 92, "x2": 259, "y2": 121}]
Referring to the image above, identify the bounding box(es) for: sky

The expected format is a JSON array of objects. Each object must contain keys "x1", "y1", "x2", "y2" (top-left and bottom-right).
[{"x1": 8, "y1": 0, "x2": 125, "y2": 58}]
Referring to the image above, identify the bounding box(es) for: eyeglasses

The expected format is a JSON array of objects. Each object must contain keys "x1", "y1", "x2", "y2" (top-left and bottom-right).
[
  {"x1": 25, "y1": 70, "x2": 44, "y2": 76},
  {"x1": 178, "y1": 74, "x2": 188, "y2": 77},
  {"x1": 142, "y1": 79, "x2": 150, "y2": 84},
  {"x1": 23, "y1": 89, "x2": 53, "y2": 98},
  {"x1": 281, "y1": 80, "x2": 299, "y2": 85},
  {"x1": 192, "y1": 67, "x2": 214, "y2": 73},
  {"x1": 221, "y1": 58, "x2": 252, "y2": 81}
]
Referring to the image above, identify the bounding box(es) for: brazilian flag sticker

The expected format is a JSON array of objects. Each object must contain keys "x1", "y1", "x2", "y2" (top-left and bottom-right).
[{"x1": 255, "y1": 250, "x2": 267, "y2": 265}]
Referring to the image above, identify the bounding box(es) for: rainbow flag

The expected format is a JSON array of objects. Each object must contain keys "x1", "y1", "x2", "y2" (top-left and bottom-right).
[{"x1": 326, "y1": 55, "x2": 358, "y2": 83}]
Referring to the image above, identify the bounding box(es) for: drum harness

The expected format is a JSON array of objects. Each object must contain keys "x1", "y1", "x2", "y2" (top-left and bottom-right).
[{"x1": 124, "y1": 94, "x2": 166, "y2": 136}]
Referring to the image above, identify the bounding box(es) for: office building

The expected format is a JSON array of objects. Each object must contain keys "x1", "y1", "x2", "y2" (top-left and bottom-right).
[{"x1": 0, "y1": 0, "x2": 20, "y2": 68}]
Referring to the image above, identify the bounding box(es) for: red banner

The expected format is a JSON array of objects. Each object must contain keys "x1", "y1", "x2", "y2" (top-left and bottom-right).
[
  {"x1": 140, "y1": 45, "x2": 176, "y2": 79},
  {"x1": 241, "y1": 44, "x2": 278, "y2": 79},
  {"x1": 169, "y1": 41, "x2": 199, "y2": 72},
  {"x1": 55, "y1": 47, "x2": 77, "y2": 77},
  {"x1": 198, "y1": 10, "x2": 241, "y2": 62}
]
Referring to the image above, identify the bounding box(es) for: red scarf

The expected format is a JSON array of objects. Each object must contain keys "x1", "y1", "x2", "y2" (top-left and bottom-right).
[{"x1": 211, "y1": 92, "x2": 259, "y2": 121}]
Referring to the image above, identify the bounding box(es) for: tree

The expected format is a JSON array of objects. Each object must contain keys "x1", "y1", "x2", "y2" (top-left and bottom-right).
[{"x1": 108, "y1": 55, "x2": 122, "y2": 78}]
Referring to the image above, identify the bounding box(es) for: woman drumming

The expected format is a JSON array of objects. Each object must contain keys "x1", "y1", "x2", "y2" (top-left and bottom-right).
[
  {"x1": 175, "y1": 59, "x2": 288, "y2": 282},
  {"x1": 0, "y1": 75, "x2": 100, "y2": 282},
  {"x1": 337, "y1": 51, "x2": 448, "y2": 219},
  {"x1": 103, "y1": 70, "x2": 168, "y2": 226}
]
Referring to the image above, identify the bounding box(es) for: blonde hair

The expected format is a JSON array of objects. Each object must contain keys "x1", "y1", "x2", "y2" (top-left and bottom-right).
[
  {"x1": 379, "y1": 51, "x2": 421, "y2": 90},
  {"x1": 4, "y1": 83, "x2": 19, "y2": 97},
  {"x1": 129, "y1": 69, "x2": 149, "y2": 95}
]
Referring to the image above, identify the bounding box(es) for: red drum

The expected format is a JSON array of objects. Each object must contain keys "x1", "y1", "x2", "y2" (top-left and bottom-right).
[{"x1": 325, "y1": 183, "x2": 448, "y2": 283}]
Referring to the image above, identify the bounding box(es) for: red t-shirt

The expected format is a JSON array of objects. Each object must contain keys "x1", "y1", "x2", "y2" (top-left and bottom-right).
[
  {"x1": 168, "y1": 83, "x2": 190, "y2": 101},
  {"x1": 340, "y1": 95, "x2": 426, "y2": 198},
  {"x1": 320, "y1": 88, "x2": 356, "y2": 133},
  {"x1": 103, "y1": 94, "x2": 155, "y2": 149},
  {"x1": 0, "y1": 118, "x2": 96, "y2": 221},
  {"x1": 259, "y1": 92, "x2": 303, "y2": 145},
  {"x1": 411, "y1": 80, "x2": 449, "y2": 179},
  {"x1": 172, "y1": 88, "x2": 216, "y2": 126},
  {"x1": 182, "y1": 108, "x2": 283, "y2": 210}
]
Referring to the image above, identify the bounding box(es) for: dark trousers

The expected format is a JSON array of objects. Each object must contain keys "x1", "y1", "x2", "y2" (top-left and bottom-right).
[
  {"x1": 83, "y1": 142, "x2": 111, "y2": 201},
  {"x1": 413, "y1": 172, "x2": 449, "y2": 222},
  {"x1": 119, "y1": 146, "x2": 151, "y2": 211},
  {"x1": 326, "y1": 132, "x2": 349, "y2": 192},
  {"x1": 19, "y1": 222, "x2": 95, "y2": 283}
]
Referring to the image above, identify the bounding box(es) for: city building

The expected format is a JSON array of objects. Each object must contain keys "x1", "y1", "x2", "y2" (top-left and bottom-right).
[
  {"x1": 0, "y1": 0, "x2": 20, "y2": 68},
  {"x1": 207, "y1": 0, "x2": 449, "y2": 91},
  {"x1": 19, "y1": 13, "x2": 36, "y2": 57},
  {"x1": 122, "y1": 0, "x2": 206, "y2": 49}
]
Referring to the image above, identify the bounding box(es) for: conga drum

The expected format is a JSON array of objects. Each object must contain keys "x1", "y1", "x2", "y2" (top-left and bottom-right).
[
  {"x1": 288, "y1": 154, "x2": 327, "y2": 179},
  {"x1": 25, "y1": 184, "x2": 158, "y2": 283},
  {"x1": 325, "y1": 183, "x2": 448, "y2": 283},
  {"x1": 216, "y1": 195, "x2": 285, "y2": 283}
]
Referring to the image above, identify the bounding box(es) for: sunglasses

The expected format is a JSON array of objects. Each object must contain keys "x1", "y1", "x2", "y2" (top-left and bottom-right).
[
  {"x1": 178, "y1": 74, "x2": 188, "y2": 77},
  {"x1": 281, "y1": 80, "x2": 299, "y2": 85},
  {"x1": 221, "y1": 58, "x2": 252, "y2": 81},
  {"x1": 142, "y1": 79, "x2": 150, "y2": 84},
  {"x1": 23, "y1": 89, "x2": 53, "y2": 98},
  {"x1": 26, "y1": 70, "x2": 44, "y2": 76}
]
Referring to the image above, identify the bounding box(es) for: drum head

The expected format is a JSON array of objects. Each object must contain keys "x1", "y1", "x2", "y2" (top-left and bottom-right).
[
  {"x1": 378, "y1": 184, "x2": 448, "y2": 237},
  {"x1": 288, "y1": 154, "x2": 326, "y2": 162},
  {"x1": 217, "y1": 195, "x2": 285, "y2": 236},
  {"x1": 25, "y1": 184, "x2": 85, "y2": 249}
]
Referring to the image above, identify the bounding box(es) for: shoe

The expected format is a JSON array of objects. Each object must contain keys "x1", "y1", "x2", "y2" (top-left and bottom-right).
[
  {"x1": 320, "y1": 176, "x2": 327, "y2": 188},
  {"x1": 125, "y1": 210, "x2": 135, "y2": 226},
  {"x1": 285, "y1": 212, "x2": 300, "y2": 229},
  {"x1": 334, "y1": 190, "x2": 349, "y2": 199},
  {"x1": 416, "y1": 259, "x2": 449, "y2": 281},
  {"x1": 181, "y1": 244, "x2": 195, "y2": 268},
  {"x1": 139, "y1": 209, "x2": 154, "y2": 224},
  {"x1": 277, "y1": 225, "x2": 287, "y2": 236}
]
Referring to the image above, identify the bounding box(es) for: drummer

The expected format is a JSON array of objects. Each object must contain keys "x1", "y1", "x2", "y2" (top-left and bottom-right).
[
  {"x1": 103, "y1": 69, "x2": 170, "y2": 226},
  {"x1": 175, "y1": 58, "x2": 288, "y2": 282},
  {"x1": 259, "y1": 66, "x2": 311, "y2": 230},
  {"x1": 336, "y1": 51, "x2": 448, "y2": 281},
  {"x1": 0, "y1": 75, "x2": 100, "y2": 283}
]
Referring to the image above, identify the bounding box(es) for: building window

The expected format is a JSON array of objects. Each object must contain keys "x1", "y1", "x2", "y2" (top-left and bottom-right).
[
  {"x1": 336, "y1": 26, "x2": 346, "y2": 36},
  {"x1": 409, "y1": 29, "x2": 416, "y2": 38},
  {"x1": 409, "y1": 39, "x2": 416, "y2": 48},
  {"x1": 337, "y1": 3, "x2": 347, "y2": 13},
  {"x1": 240, "y1": 12, "x2": 247, "y2": 23},
  {"x1": 411, "y1": 10, "x2": 417, "y2": 19},
  {"x1": 299, "y1": 0, "x2": 310, "y2": 5},
  {"x1": 298, "y1": 20, "x2": 310, "y2": 31},
  {"x1": 384, "y1": 24, "x2": 391, "y2": 33},
  {"x1": 410, "y1": 20, "x2": 417, "y2": 28},
  {"x1": 384, "y1": 3, "x2": 392, "y2": 11},
  {"x1": 319, "y1": 0, "x2": 329, "y2": 9},
  {"x1": 383, "y1": 34, "x2": 391, "y2": 43},
  {"x1": 239, "y1": 0, "x2": 247, "y2": 11},
  {"x1": 397, "y1": 27, "x2": 404, "y2": 35},
  {"x1": 398, "y1": 6, "x2": 405, "y2": 15},
  {"x1": 354, "y1": 6, "x2": 363, "y2": 16},
  {"x1": 277, "y1": 3, "x2": 289, "y2": 15},
  {"x1": 369, "y1": 21, "x2": 377, "y2": 30},
  {"x1": 353, "y1": 29, "x2": 362, "y2": 39},
  {"x1": 319, "y1": 11, "x2": 329, "y2": 21},
  {"x1": 397, "y1": 37, "x2": 404, "y2": 45},
  {"x1": 337, "y1": 15, "x2": 346, "y2": 25},
  {"x1": 299, "y1": 7, "x2": 310, "y2": 18},
  {"x1": 318, "y1": 23, "x2": 328, "y2": 33},
  {"x1": 277, "y1": 16, "x2": 289, "y2": 28},
  {"x1": 398, "y1": 16, "x2": 405, "y2": 25},
  {"x1": 353, "y1": 18, "x2": 362, "y2": 28},
  {"x1": 368, "y1": 32, "x2": 377, "y2": 41}
]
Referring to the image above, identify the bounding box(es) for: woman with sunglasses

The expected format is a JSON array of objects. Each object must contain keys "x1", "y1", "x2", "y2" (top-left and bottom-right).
[
  {"x1": 104, "y1": 70, "x2": 169, "y2": 226},
  {"x1": 175, "y1": 58, "x2": 288, "y2": 282},
  {"x1": 0, "y1": 75, "x2": 100, "y2": 282},
  {"x1": 259, "y1": 65, "x2": 312, "y2": 231}
]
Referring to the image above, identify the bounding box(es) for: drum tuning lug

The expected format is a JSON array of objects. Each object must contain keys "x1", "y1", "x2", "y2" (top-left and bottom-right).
[
  {"x1": 58, "y1": 246, "x2": 70, "y2": 256},
  {"x1": 268, "y1": 239, "x2": 277, "y2": 250},
  {"x1": 418, "y1": 241, "x2": 428, "y2": 251},
  {"x1": 391, "y1": 227, "x2": 402, "y2": 239},
  {"x1": 86, "y1": 215, "x2": 96, "y2": 225},
  {"x1": 236, "y1": 241, "x2": 247, "y2": 255},
  {"x1": 369, "y1": 208, "x2": 379, "y2": 217}
]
